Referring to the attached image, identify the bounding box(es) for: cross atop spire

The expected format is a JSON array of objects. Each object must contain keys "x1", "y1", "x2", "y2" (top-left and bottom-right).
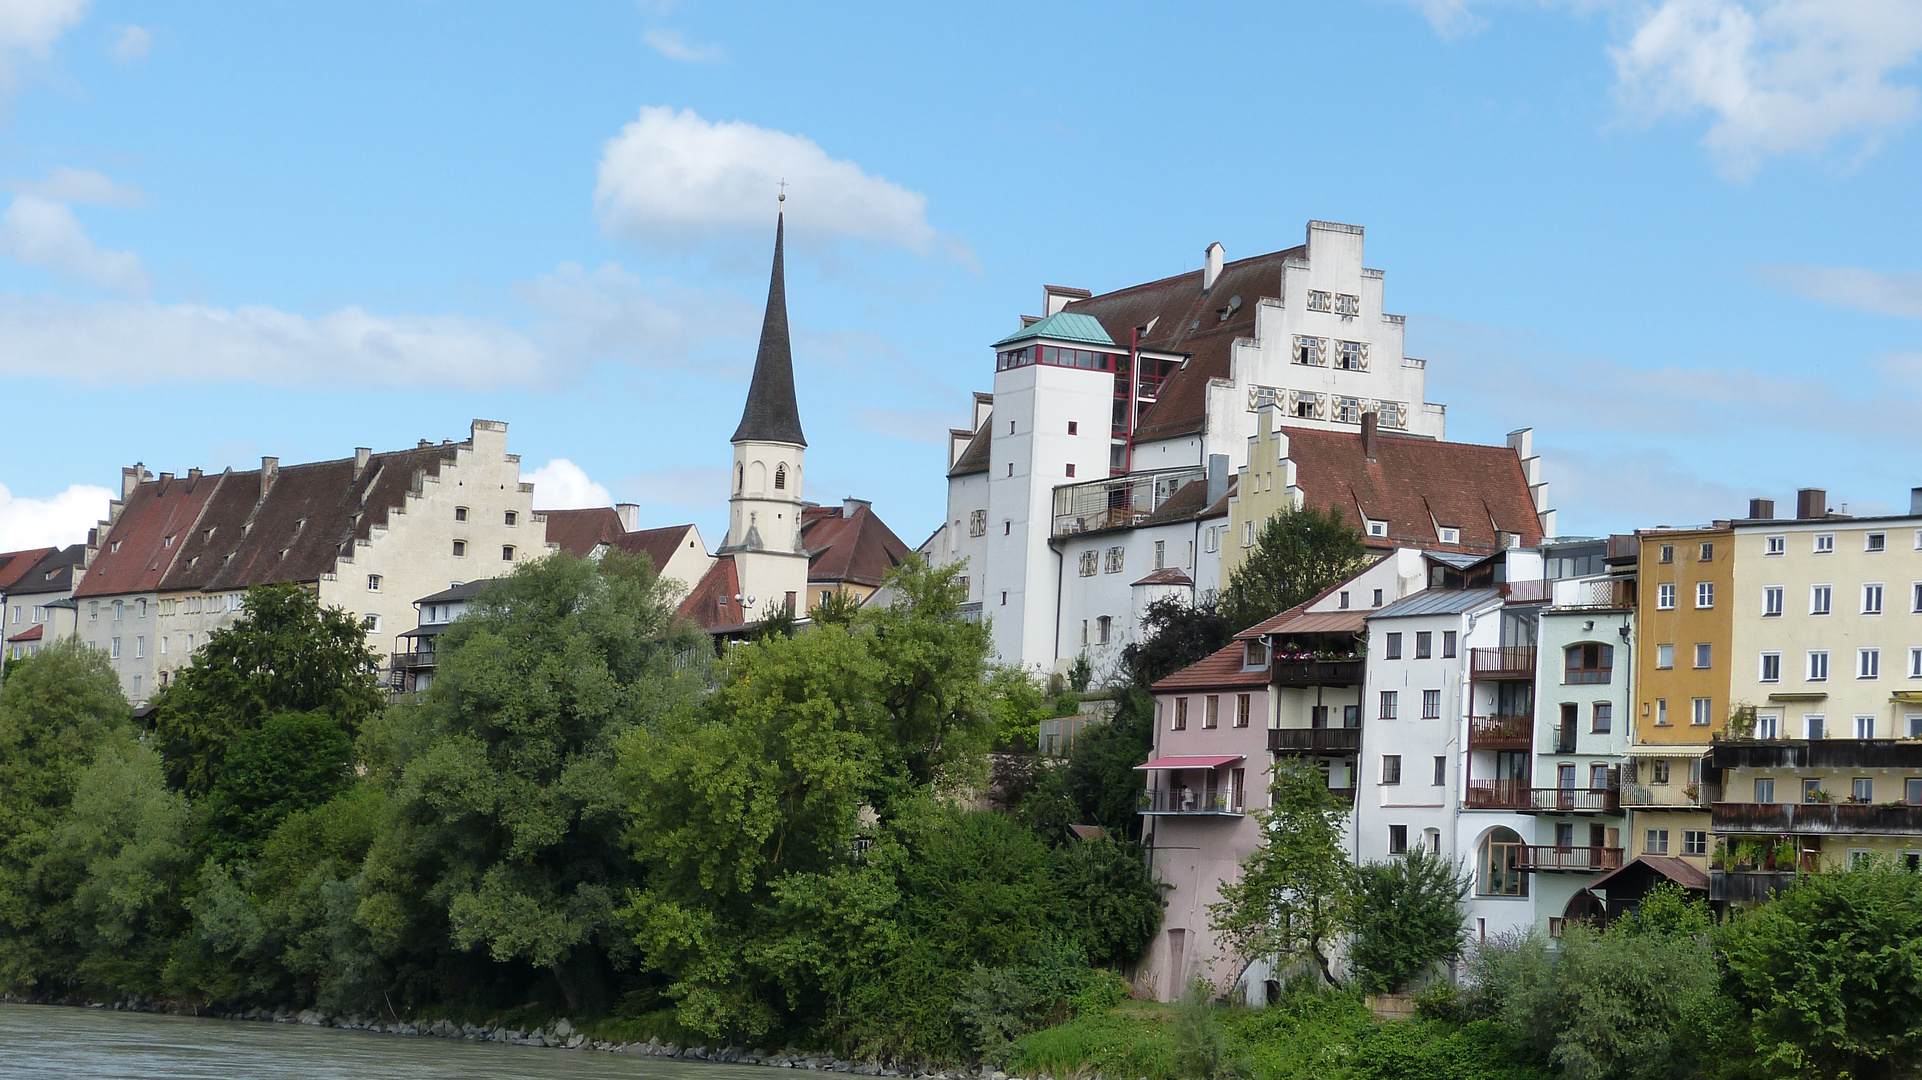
[{"x1": 731, "y1": 211, "x2": 807, "y2": 447}]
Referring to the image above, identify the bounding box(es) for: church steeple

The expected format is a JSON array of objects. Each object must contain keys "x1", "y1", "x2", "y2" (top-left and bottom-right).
[{"x1": 732, "y1": 211, "x2": 807, "y2": 447}]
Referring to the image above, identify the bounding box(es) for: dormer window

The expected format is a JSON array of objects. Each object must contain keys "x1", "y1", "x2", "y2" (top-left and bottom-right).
[
  {"x1": 1366, "y1": 519, "x2": 1388, "y2": 539},
  {"x1": 1244, "y1": 640, "x2": 1270, "y2": 670},
  {"x1": 110, "y1": 540, "x2": 121, "y2": 553},
  {"x1": 1438, "y1": 527, "x2": 1460, "y2": 545}
]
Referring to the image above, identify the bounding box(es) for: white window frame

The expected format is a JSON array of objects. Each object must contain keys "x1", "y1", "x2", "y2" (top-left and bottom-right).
[
  {"x1": 1695, "y1": 642, "x2": 1712, "y2": 669},
  {"x1": 1806, "y1": 714, "x2": 1826, "y2": 739},
  {"x1": 1696, "y1": 581, "x2": 1715, "y2": 609},
  {"x1": 1867, "y1": 532, "x2": 1887, "y2": 553},
  {"x1": 1763, "y1": 585, "x2": 1784, "y2": 617},
  {"x1": 1656, "y1": 643, "x2": 1674, "y2": 669},
  {"x1": 1765, "y1": 535, "x2": 1785, "y2": 556},
  {"x1": 1856, "y1": 715, "x2": 1876, "y2": 739},
  {"x1": 1760, "y1": 652, "x2": 1781, "y2": 683},
  {"x1": 1911, "y1": 646, "x2": 1922, "y2": 679},
  {"x1": 1808, "y1": 650, "x2": 1830, "y2": 681},
  {"x1": 1657, "y1": 583, "x2": 1676, "y2": 610},
  {"x1": 1814, "y1": 533, "x2": 1835, "y2": 554},
  {"x1": 1691, "y1": 697, "x2": 1712, "y2": 726},
  {"x1": 1859, "y1": 647, "x2": 1881, "y2": 680},
  {"x1": 1811, "y1": 584, "x2": 1832, "y2": 615},
  {"x1": 1864, "y1": 583, "x2": 1885, "y2": 615}
]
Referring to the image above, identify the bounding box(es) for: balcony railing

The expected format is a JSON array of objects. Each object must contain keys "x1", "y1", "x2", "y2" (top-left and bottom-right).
[
  {"x1": 1712, "y1": 801, "x2": 1922, "y2": 836},
  {"x1": 1523, "y1": 787, "x2": 1620, "y2": 814},
  {"x1": 1271, "y1": 658, "x2": 1365, "y2": 687},
  {"x1": 1140, "y1": 788, "x2": 1245, "y2": 816},
  {"x1": 1270, "y1": 727, "x2": 1362, "y2": 755},
  {"x1": 1471, "y1": 646, "x2": 1537, "y2": 679},
  {"x1": 1709, "y1": 870, "x2": 1801, "y2": 903},
  {"x1": 1620, "y1": 782, "x2": 1709, "y2": 809},
  {"x1": 1550, "y1": 577, "x2": 1637, "y2": 610},
  {"x1": 1513, "y1": 845, "x2": 1623, "y2": 872},
  {"x1": 1470, "y1": 713, "x2": 1533, "y2": 749},
  {"x1": 1466, "y1": 780, "x2": 1531, "y2": 809},
  {"x1": 1051, "y1": 467, "x2": 1205, "y2": 538},
  {"x1": 390, "y1": 650, "x2": 436, "y2": 670}
]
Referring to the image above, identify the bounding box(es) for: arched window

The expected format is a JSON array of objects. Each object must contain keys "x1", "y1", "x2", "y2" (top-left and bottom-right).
[
  {"x1": 1565, "y1": 643, "x2": 1614, "y2": 684},
  {"x1": 736, "y1": 464, "x2": 744, "y2": 492},
  {"x1": 775, "y1": 463, "x2": 788, "y2": 490},
  {"x1": 1480, "y1": 827, "x2": 1528, "y2": 896}
]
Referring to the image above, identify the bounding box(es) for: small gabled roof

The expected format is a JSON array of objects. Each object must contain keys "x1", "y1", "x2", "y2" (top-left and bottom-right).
[
  {"x1": 948, "y1": 417, "x2": 992, "y2": 477},
  {"x1": 801, "y1": 503, "x2": 911, "y2": 588},
  {"x1": 10, "y1": 545, "x2": 85, "y2": 596},
  {"x1": 612, "y1": 524, "x2": 702, "y2": 577},
  {"x1": 677, "y1": 553, "x2": 749, "y2": 634},
  {"x1": 1132, "y1": 568, "x2": 1194, "y2": 587},
  {"x1": 1369, "y1": 587, "x2": 1502, "y2": 620},
  {"x1": 993, "y1": 311, "x2": 1119, "y2": 349},
  {"x1": 6, "y1": 623, "x2": 45, "y2": 643},
  {"x1": 1241, "y1": 607, "x2": 1369, "y2": 639}
]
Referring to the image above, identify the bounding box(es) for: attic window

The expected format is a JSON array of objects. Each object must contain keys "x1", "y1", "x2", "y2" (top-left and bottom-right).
[
  {"x1": 203, "y1": 528, "x2": 215, "y2": 542},
  {"x1": 110, "y1": 541, "x2": 121, "y2": 553},
  {"x1": 1367, "y1": 520, "x2": 1388, "y2": 539},
  {"x1": 163, "y1": 535, "x2": 174, "y2": 548},
  {"x1": 1439, "y1": 527, "x2": 1460, "y2": 545}
]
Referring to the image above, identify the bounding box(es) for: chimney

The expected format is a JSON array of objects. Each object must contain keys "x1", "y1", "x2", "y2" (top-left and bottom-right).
[
  {"x1": 158, "y1": 472, "x2": 174, "y2": 487},
  {"x1": 260, "y1": 456, "x2": 279, "y2": 499},
  {"x1": 121, "y1": 464, "x2": 148, "y2": 500},
  {"x1": 1748, "y1": 498, "x2": 1774, "y2": 520},
  {"x1": 842, "y1": 497, "x2": 871, "y2": 519},
  {"x1": 187, "y1": 467, "x2": 202, "y2": 483},
  {"x1": 354, "y1": 447, "x2": 372, "y2": 477},
  {"x1": 1202, "y1": 242, "x2": 1225, "y2": 294},
  {"x1": 1361, "y1": 411, "x2": 1379, "y2": 462},
  {"x1": 1796, "y1": 488, "x2": 1826, "y2": 520},
  {"x1": 615, "y1": 503, "x2": 640, "y2": 532},
  {"x1": 1911, "y1": 488, "x2": 1922, "y2": 516}
]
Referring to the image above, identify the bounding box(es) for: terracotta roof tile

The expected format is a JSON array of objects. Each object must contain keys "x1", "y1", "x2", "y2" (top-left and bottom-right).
[
  {"x1": 1150, "y1": 639, "x2": 1272, "y2": 692},
  {"x1": 801, "y1": 503, "x2": 912, "y2": 588},
  {"x1": 9, "y1": 545, "x2": 85, "y2": 596},
  {"x1": 542, "y1": 508, "x2": 626, "y2": 558},
  {"x1": 73, "y1": 473, "x2": 225, "y2": 598},
  {"x1": 612, "y1": 524, "x2": 701, "y2": 575},
  {"x1": 1285, "y1": 427, "x2": 1543, "y2": 553},
  {"x1": 0, "y1": 547, "x2": 56, "y2": 592},
  {"x1": 1063, "y1": 247, "x2": 1302, "y2": 444},
  {"x1": 677, "y1": 553, "x2": 748, "y2": 633}
]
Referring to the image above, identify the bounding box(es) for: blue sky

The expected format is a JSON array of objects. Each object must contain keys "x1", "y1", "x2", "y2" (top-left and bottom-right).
[{"x1": 3, "y1": 0, "x2": 1921, "y2": 552}]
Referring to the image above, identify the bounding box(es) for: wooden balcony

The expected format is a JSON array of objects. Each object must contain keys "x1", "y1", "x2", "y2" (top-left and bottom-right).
[
  {"x1": 1271, "y1": 659, "x2": 1365, "y2": 688},
  {"x1": 1470, "y1": 713, "x2": 1533, "y2": 749},
  {"x1": 1269, "y1": 727, "x2": 1362, "y2": 755},
  {"x1": 1471, "y1": 646, "x2": 1536, "y2": 680},
  {"x1": 1466, "y1": 780, "x2": 1531, "y2": 810},
  {"x1": 1709, "y1": 870, "x2": 1800, "y2": 903},
  {"x1": 1712, "y1": 801, "x2": 1922, "y2": 836},
  {"x1": 1522, "y1": 787, "x2": 1620, "y2": 814},
  {"x1": 1513, "y1": 845, "x2": 1623, "y2": 873}
]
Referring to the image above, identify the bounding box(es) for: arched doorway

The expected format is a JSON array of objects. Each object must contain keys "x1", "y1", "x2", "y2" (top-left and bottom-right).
[{"x1": 1479, "y1": 826, "x2": 1528, "y2": 897}]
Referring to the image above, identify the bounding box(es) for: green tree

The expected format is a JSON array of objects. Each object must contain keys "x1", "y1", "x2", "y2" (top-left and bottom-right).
[
  {"x1": 194, "y1": 711, "x2": 354, "y2": 864},
  {"x1": 1346, "y1": 846, "x2": 1470, "y2": 994},
  {"x1": 1208, "y1": 758, "x2": 1352, "y2": 984},
  {"x1": 359, "y1": 551, "x2": 706, "y2": 1014},
  {"x1": 1051, "y1": 837, "x2": 1165, "y2": 968},
  {"x1": 1021, "y1": 690, "x2": 1155, "y2": 843},
  {"x1": 0, "y1": 640, "x2": 131, "y2": 992},
  {"x1": 150, "y1": 583, "x2": 382, "y2": 796},
  {"x1": 1220, "y1": 505, "x2": 1368, "y2": 633},
  {"x1": 1717, "y1": 862, "x2": 1922, "y2": 1078},
  {"x1": 1120, "y1": 594, "x2": 1232, "y2": 688}
]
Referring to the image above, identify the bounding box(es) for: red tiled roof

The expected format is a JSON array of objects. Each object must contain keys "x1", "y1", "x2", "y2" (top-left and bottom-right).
[
  {"x1": 1063, "y1": 247, "x2": 1302, "y2": 444},
  {"x1": 6, "y1": 623, "x2": 44, "y2": 643},
  {"x1": 0, "y1": 547, "x2": 55, "y2": 592},
  {"x1": 1132, "y1": 568, "x2": 1194, "y2": 587},
  {"x1": 676, "y1": 553, "x2": 747, "y2": 633},
  {"x1": 1239, "y1": 606, "x2": 1370, "y2": 639},
  {"x1": 542, "y1": 508, "x2": 626, "y2": 558},
  {"x1": 1285, "y1": 427, "x2": 1543, "y2": 554},
  {"x1": 612, "y1": 524, "x2": 701, "y2": 576},
  {"x1": 73, "y1": 473, "x2": 225, "y2": 598},
  {"x1": 801, "y1": 503, "x2": 912, "y2": 589},
  {"x1": 1150, "y1": 639, "x2": 1272, "y2": 692}
]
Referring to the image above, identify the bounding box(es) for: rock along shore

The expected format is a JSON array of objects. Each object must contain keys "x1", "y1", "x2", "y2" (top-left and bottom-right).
[{"x1": 0, "y1": 994, "x2": 1044, "y2": 1080}]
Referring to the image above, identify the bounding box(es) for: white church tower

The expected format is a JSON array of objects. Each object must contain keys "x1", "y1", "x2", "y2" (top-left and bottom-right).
[{"x1": 718, "y1": 206, "x2": 810, "y2": 618}]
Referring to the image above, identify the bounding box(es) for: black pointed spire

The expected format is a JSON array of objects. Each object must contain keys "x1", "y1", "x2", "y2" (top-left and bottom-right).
[{"x1": 732, "y1": 212, "x2": 807, "y2": 447}]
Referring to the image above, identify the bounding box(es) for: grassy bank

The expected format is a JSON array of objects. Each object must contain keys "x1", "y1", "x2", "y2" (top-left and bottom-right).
[{"x1": 1012, "y1": 989, "x2": 1548, "y2": 1080}]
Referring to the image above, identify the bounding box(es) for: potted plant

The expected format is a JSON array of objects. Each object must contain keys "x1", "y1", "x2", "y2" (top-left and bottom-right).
[
  {"x1": 1772, "y1": 839, "x2": 1797, "y2": 871},
  {"x1": 1683, "y1": 781, "x2": 1701, "y2": 803},
  {"x1": 1734, "y1": 840, "x2": 1766, "y2": 870},
  {"x1": 1710, "y1": 840, "x2": 1728, "y2": 870},
  {"x1": 1807, "y1": 788, "x2": 1833, "y2": 803}
]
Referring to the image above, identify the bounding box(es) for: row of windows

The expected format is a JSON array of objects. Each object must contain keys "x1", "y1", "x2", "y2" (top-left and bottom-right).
[
  {"x1": 1656, "y1": 531, "x2": 1915, "y2": 563},
  {"x1": 1290, "y1": 336, "x2": 1370, "y2": 371},
  {"x1": 1655, "y1": 580, "x2": 1922, "y2": 616},
  {"x1": 1748, "y1": 776, "x2": 1922, "y2": 804},
  {"x1": 1379, "y1": 755, "x2": 1452, "y2": 786},
  {"x1": 451, "y1": 506, "x2": 520, "y2": 526},
  {"x1": 1743, "y1": 713, "x2": 1922, "y2": 740},
  {"x1": 90, "y1": 595, "x2": 241, "y2": 620},
  {"x1": 1648, "y1": 697, "x2": 1719, "y2": 726},
  {"x1": 1642, "y1": 829, "x2": 1711, "y2": 857},
  {"x1": 1381, "y1": 630, "x2": 1459, "y2": 660},
  {"x1": 450, "y1": 540, "x2": 517, "y2": 561},
  {"x1": 1304, "y1": 290, "x2": 1362, "y2": 316},
  {"x1": 1167, "y1": 694, "x2": 1254, "y2": 730},
  {"x1": 5, "y1": 605, "x2": 51, "y2": 625},
  {"x1": 100, "y1": 633, "x2": 197, "y2": 659},
  {"x1": 1377, "y1": 689, "x2": 1445, "y2": 719}
]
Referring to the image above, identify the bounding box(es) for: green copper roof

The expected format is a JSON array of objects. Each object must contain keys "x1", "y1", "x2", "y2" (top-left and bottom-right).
[{"x1": 992, "y1": 311, "x2": 1117, "y2": 349}]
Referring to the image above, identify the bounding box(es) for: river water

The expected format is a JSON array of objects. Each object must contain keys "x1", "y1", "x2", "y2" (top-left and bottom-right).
[{"x1": 0, "y1": 1003, "x2": 776, "y2": 1080}]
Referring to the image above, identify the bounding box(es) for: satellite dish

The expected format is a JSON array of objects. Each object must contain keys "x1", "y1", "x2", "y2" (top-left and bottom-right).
[{"x1": 1227, "y1": 295, "x2": 1242, "y2": 315}]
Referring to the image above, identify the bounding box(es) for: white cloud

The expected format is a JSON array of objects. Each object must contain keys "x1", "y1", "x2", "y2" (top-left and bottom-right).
[
  {"x1": 111, "y1": 23, "x2": 147, "y2": 61},
  {"x1": 643, "y1": 28, "x2": 723, "y2": 63},
  {"x1": 595, "y1": 106, "x2": 942, "y2": 252},
  {"x1": 0, "y1": 194, "x2": 147, "y2": 290},
  {"x1": 514, "y1": 260, "x2": 756, "y2": 373},
  {"x1": 0, "y1": 294, "x2": 546, "y2": 386},
  {"x1": 0, "y1": 480, "x2": 109, "y2": 550},
  {"x1": 1408, "y1": 0, "x2": 1493, "y2": 38},
  {"x1": 0, "y1": 0, "x2": 90, "y2": 92},
  {"x1": 1613, "y1": 0, "x2": 1922, "y2": 176},
  {"x1": 1754, "y1": 262, "x2": 1922, "y2": 318},
  {"x1": 525, "y1": 459, "x2": 613, "y2": 511},
  {"x1": 7, "y1": 166, "x2": 145, "y2": 205}
]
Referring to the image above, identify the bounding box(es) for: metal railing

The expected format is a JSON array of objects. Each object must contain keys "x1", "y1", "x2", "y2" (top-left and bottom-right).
[
  {"x1": 1620, "y1": 783, "x2": 1707, "y2": 809},
  {"x1": 1139, "y1": 788, "x2": 1244, "y2": 816},
  {"x1": 1552, "y1": 578, "x2": 1636, "y2": 610},
  {"x1": 1524, "y1": 787, "x2": 1620, "y2": 813},
  {"x1": 1051, "y1": 467, "x2": 1205, "y2": 538},
  {"x1": 1513, "y1": 845, "x2": 1624, "y2": 872},
  {"x1": 1471, "y1": 647, "x2": 1537, "y2": 678},
  {"x1": 1470, "y1": 713, "x2": 1533, "y2": 748},
  {"x1": 1466, "y1": 780, "x2": 1532, "y2": 809}
]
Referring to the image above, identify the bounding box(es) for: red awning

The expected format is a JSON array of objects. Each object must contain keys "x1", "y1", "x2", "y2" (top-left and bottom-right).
[{"x1": 1134, "y1": 754, "x2": 1245, "y2": 771}]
